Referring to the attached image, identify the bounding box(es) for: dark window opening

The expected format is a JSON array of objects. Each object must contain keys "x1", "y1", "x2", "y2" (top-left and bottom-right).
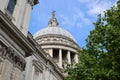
[
  {"x1": 62, "y1": 50, "x2": 67, "y2": 68},
  {"x1": 7, "y1": 0, "x2": 16, "y2": 14},
  {"x1": 62, "y1": 50, "x2": 67, "y2": 62},
  {"x1": 71, "y1": 52, "x2": 75, "y2": 65},
  {"x1": 53, "y1": 49, "x2": 59, "y2": 64}
]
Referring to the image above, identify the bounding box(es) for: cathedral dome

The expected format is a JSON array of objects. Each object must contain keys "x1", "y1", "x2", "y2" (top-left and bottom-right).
[
  {"x1": 34, "y1": 27, "x2": 76, "y2": 42},
  {"x1": 33, "y1": 11, "x2": 79, "y2": 50},
  {"x1": 34, "y1": 11, "x2": 76, "y2": 42},
  {"x1": 33, "y1": 11, "x2": 79, "y2": 69}
]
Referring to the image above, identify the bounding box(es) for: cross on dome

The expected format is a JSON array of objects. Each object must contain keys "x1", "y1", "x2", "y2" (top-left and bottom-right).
[
  {"x1": 48, "y1": 11, "x2": 59, "y2": 27},
  {"x1": 52, "y1": 11, "x2": 55, "y2": 18}
]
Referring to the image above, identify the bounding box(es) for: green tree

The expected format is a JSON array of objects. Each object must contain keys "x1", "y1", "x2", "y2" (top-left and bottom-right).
[{"x1": 65, "y1": 0, "x2": 120, "y2": 80}]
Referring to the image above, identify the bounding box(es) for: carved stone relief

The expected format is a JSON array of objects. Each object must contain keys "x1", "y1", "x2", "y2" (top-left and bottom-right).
[{"x1": 0, "y1": 41, "x2": 26, "y2": 71}]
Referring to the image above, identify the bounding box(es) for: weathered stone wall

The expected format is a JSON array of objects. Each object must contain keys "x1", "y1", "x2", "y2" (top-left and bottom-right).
[
  {"x1": 0, "y1": 42, "x2": 25, "y2": 80},
  {"x1": 0, "y1": 0, "x2": 38, "y2": 36},
  {"x1": 0, "y1": 1, "x2": 64, "y2": 79},
  {"x1": 25, "y1": 55, "x2": 63, "y2": 80}
]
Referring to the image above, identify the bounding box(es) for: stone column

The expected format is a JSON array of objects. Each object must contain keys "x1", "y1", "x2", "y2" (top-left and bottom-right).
[
  {"x1": 67, "y1": 51, "x2": 71, "y2": 64},
  {"x1": 59, "y1": 49, "x2": 62, "y2": 68},
  {"x1": 75, "y1": 54, "x2": 79, "y2": 63},
  {"x1": 49, "y1": 49, "x2": 53, "y2": 57}
]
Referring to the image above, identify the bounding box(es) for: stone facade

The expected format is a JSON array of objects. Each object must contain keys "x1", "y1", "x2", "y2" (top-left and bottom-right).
[
  {"x1": 0, "y1": 0, "x2": 64, "y2": 80},
  {"x1": 0, "y1": 0, "x2": 38, "y2": 36}
]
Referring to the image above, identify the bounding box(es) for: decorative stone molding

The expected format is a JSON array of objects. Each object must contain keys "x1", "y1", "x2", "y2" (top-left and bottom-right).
[
  {"x1": 0, "y1": 42, "x2": 6, "y2": 56},
  {"x1": 28, "y1": 0, "x2": 38, "y2": 6},
  {"x1": 35, "y1": 34, "x2": 80, "y2": 49},
  {"x1": 36, "y1": 35, "x2": 80, "y2": 51},
  {"x1": 0, "y1": 42, "x2": 26, "y2": 71},
  {"x1": 33, "y1": 60, "x2": 44, "y2": 72},
  {"x1": 28, "y1": 0, "x2": 34, "y2": 6},
  {"x1": 4, "y1": 9, "x2": 15, "y2": 21}
]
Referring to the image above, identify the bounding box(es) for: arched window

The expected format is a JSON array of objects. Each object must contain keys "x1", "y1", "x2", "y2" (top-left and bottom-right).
[{"x1": 7, "y1": 0, "x2": 16, "y2": 14}]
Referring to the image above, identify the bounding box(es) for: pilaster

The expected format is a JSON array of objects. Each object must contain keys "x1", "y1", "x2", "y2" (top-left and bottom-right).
[
  {"x1": 12, "y1": 0, "x2": 27, "y2": 30},
  {"x1": 21, "y1": 2, "x2": 32, "y2": 36}
]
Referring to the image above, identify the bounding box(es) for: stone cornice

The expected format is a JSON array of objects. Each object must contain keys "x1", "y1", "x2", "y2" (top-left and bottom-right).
[
  {"x1": 33, "y1": 0, "x2": 39, "y2": 5},
  {"x1": 35, "y1": 34, "x2": 80, "y2": 48},
  {"x1": 35, "y1": 34, "x2": 76, "y2": 43},
  {"x1": 40, "y1": 42, "x2": 80, "y2": 50},
  {"x1": 0, "y1": 10, "x2": 35, "y2": 56},
  {"x1": 33, "y1": 60, "x2": 44, "y2": 72},
  {"x1": 35, "y1": 34, "x2": 80, "y2": 50}
]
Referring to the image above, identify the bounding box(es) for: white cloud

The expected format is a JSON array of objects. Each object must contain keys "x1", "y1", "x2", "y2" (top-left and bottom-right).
[
  {"x1": 73, "y1": 7, "x2": 91, "y2": 27},
  {"x1": 87, "y1": 0, "x2": 113, "y2": 16},
  {"x1": 59, "y1": 0, "x2": 116, "y2": 30},
  {"x1": 59, "y1": 7, "x2": 91, "y2": 29},
  {"x1": 59, "y1": 15, "x2": 70, "y2": 26},
  {"x1": 78, "y1": 0, "x2": 116, "y2": 16}
]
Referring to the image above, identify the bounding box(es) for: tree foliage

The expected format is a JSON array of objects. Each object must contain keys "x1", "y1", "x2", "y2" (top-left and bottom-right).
[{"x1": 65, "y1": 0, "x2": 120, "y2": 80}]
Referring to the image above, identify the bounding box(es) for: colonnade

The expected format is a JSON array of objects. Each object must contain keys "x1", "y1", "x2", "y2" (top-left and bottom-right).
[{"x1": 49, "y1": 49, "x2": 78, "y2": 68}]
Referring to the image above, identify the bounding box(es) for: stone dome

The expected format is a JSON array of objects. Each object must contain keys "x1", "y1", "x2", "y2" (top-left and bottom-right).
[
  {"x1": 34, "y1": 11, "x2": 76, "y2": 42},
  {"x1": 33, "y1": 11, "x2": 79, "y2": 69},
  {"x1": 34, "y1": 27, "x2": 76, "y2": 42}
]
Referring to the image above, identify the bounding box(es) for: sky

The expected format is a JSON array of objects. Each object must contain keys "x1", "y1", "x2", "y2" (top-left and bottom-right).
[{"x1": 29, "y1": 0, "x2": 117, "y2": 47}]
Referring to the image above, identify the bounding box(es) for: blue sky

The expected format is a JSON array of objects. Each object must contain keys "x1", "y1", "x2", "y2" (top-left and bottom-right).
[{"x1": 29, "y1": 0, "x2": 117, "y2": 47}]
